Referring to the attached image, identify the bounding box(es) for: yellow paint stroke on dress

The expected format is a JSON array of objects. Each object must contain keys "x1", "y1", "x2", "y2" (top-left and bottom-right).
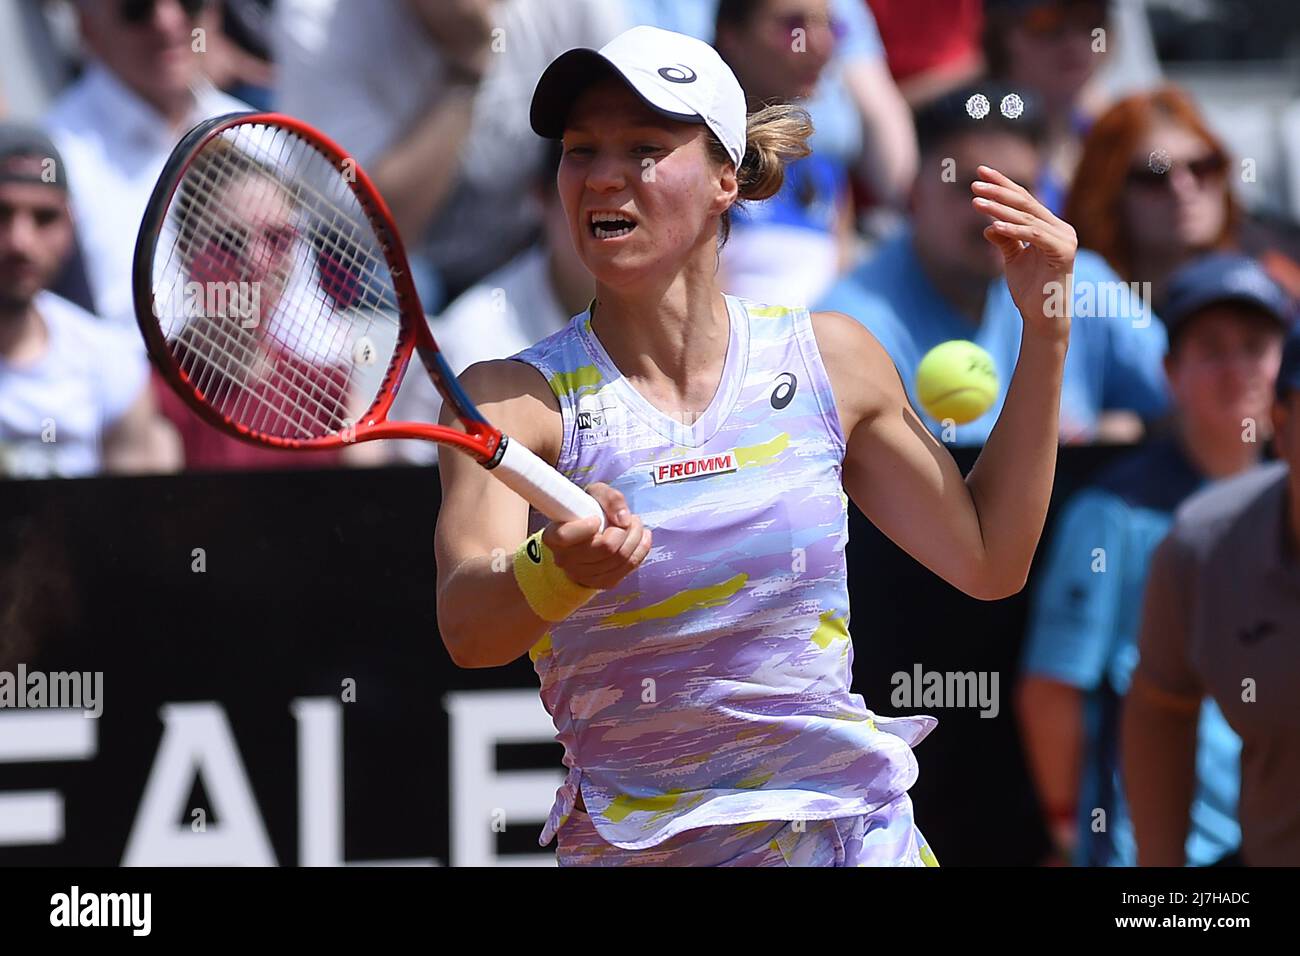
[
  {"x1": 920, "y1": 844, "x2": 940, "y2": 867},
  {"x1": 809, "y1": 609, "x2": 849, "y2": 649},
  {"x1": 735, "y1": 432, "x2": 790, "y2": 468},
  {"x1": 601, "y1": 572, "x2": 748, "y2": 628},
  {"x1": 747, "y1": 304, "x2": 791, "y2": 318},
  {"x1": 604, "y1": 790, "x2": 686, "y2": 823},
  {"x1": 528, "y1": 632, "x2": 552, "y2": 664},
  {"x1": 549, "y1": 364, "x2": 604, "y2": 400},
  {"x1": 732, "y1": 820, "x2": 776, "y2": 839}
]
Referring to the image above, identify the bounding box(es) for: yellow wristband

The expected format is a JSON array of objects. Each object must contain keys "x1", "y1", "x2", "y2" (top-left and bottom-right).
[{"x1": 513, "y1": 530, "x2": 599, "y2": 622}]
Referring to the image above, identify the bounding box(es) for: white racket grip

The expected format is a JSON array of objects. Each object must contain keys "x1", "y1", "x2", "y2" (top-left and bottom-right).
[{"x1": 490, "y1": 436, "x2": 606, "y2": 531}]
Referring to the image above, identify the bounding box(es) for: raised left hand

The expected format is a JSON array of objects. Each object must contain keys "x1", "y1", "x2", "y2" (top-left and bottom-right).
[{"x1": 971, "y1": 165, "x2": 1077, "y2": 342}]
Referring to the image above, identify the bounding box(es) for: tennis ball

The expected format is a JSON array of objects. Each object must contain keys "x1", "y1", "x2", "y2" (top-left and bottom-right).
[{"x1": 915, "y1": 340, "x2": 999, "y2": 425}]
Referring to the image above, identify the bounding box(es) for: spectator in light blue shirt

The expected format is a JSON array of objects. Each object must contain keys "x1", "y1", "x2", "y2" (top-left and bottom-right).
[
  {"x1": 1016, "y1": 253, "x2": 1294, "y2": 866},
  {"x1": 817, "y1": 83, "x2": 1170, "y2": 445}
]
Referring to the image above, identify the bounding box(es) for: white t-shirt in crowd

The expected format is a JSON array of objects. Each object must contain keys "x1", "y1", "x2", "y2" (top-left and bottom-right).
[
  {"x1": 44, "y1": 64, "x2": 250, "y2": 330},
  {"x1": 0, "y1": 291, "x2": 148, "y2": 478},
  {"x1": 388, "y1": 245, "x2": 573, "y2": 465},
  {"x1": 274, "y1": 0, "x2": 625, "y2": 289}
]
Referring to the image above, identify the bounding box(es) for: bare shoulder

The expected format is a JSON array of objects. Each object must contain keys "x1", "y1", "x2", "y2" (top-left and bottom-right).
[
  {"x1": 444, "y1": 358, "x2": 563, "y2": 465},
  {"x1": 808, "y1": 310, "x2": 906, "y2": 434}
]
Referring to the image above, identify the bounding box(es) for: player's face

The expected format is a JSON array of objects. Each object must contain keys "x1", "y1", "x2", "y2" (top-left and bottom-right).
[
  {"x1": 912, "y1": 133, "x2": 1041, "y2": 282},
  {"x1": 0, "y1": 182, "x2": 73, "y2": 314},
  {"x1": 559, "y1": 82, "x2": 737, "y2": 290},
  {"x1": 80, "y1": 0, "x2": 205, "y2": 104},
  {"x1": 1123, "y1": 123, "x2": 1228, "y2": 256},
  {"x1": 719, "y1": 0, "x2": 837, "y2": 101},
  {"x1": 1167, "y1": 306, "x2": 1283, "y2": 437}
]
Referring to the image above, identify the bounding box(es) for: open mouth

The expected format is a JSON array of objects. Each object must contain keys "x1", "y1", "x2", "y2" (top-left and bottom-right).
[{"x1": 588, "y1": 210, "x2": 638, "y2": 240}]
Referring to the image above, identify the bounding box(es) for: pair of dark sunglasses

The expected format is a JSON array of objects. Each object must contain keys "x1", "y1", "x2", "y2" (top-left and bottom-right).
[
  {"x1": 1127, "y1": 153, "x2": 1228, "y2": 189},
  {"x1": 119, "y1": 0, "x2": 206, "y2": 25}
]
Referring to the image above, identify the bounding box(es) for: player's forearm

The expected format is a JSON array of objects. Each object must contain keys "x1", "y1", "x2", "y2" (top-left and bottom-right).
[
  {"x1": 1122, "y1": 689, "x2": 1198, "y2": 866},
  {"x1": 965, "y1": 331, "x2": 1067, "y2": 597},
  {"x1": 436, "y1": 553, "x2": 551, "y2": 668},
  {"x1": 370, "y1": 84, "x2": 477, "y2": 241}
]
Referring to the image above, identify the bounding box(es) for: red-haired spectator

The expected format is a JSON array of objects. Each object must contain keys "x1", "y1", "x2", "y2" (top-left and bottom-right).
[{"x1": 1067, "y1": 85, "x2": 1300, "y2": 306}]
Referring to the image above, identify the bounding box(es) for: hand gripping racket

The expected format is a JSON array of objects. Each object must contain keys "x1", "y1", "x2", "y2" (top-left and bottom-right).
[{"x1": 133, "y1": 111, "x2": 602, "y2": 527}]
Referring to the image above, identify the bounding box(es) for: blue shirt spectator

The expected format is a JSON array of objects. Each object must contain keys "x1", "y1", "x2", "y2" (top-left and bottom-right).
[
  {"x1": 1022, "y1": 438, "x2": 1242, "y2": 866},
  {"x1": 1018, "y1": 252, "x2": 1293, "y2": 867},
  {"x1": 816, "y1": 226, "x2": 1171, "y2": 443}
]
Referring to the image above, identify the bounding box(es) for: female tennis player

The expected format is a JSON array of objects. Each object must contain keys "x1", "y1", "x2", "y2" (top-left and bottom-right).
[{"x1": 435, "y1": 26, "x2": 1076, "y2": 866}]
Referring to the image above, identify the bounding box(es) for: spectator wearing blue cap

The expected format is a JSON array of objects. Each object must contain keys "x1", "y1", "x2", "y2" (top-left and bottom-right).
[
  {"x1": 1124, "y1": 312, "x2": 1300, "y2": 866},
  {"x1": 1018, "y1": 253, "x2": 1291, "y2": 866}
]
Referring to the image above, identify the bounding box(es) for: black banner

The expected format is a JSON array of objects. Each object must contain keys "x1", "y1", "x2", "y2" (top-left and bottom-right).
[{"x1": 0, "y1": 447, "x2": 1128, "y2": 867}]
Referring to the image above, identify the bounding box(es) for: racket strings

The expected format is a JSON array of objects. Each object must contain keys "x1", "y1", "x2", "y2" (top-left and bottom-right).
[
  {"x1": 151, "y1": 122, "x2": 404, "y2": 441},
  {"x1": 172, "y1": 316, "x2": 345, "y2": 438}
]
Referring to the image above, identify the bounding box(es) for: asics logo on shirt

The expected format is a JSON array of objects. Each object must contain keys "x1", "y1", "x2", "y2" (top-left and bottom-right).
[{"x1": 770, "y1": 372, "x2": 797, "y2": 410}]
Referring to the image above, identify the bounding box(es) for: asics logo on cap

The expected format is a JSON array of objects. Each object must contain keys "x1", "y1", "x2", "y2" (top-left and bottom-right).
[{"x1": 658, "y1": 65, "x2": 698, "y2": 84}]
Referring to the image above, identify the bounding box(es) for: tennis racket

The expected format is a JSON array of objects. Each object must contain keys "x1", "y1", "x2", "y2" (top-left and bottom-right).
[{"x1": 132, "y1": 111, "x2": 602, "y2": 527}]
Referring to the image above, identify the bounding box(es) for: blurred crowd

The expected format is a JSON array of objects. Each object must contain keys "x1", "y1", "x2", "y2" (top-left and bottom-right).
[{"x1": 2, "y1": 0, "x2": 1299, "y2": 866}]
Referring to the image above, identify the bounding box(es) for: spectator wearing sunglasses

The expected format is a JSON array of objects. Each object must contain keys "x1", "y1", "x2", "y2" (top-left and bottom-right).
[
  {"x1": 42, "y1": 0, "x2": 250, "y2": 332},
  {"x1": 1069, "y1": 86, "x2": 1300, "y2": 309},
  {"x1": 983, "y1": 0, "x2": 1113, "y2": 216}
]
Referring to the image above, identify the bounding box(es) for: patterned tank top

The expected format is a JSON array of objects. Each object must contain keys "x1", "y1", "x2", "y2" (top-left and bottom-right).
[{"x1": 512, "y1": 295, "x2": 937, "y2": 851}]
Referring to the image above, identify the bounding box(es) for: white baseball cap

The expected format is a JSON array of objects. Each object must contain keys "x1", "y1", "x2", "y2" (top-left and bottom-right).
[{"x1": 530, "y1": 25, "x2": 748, "y2": 168}]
